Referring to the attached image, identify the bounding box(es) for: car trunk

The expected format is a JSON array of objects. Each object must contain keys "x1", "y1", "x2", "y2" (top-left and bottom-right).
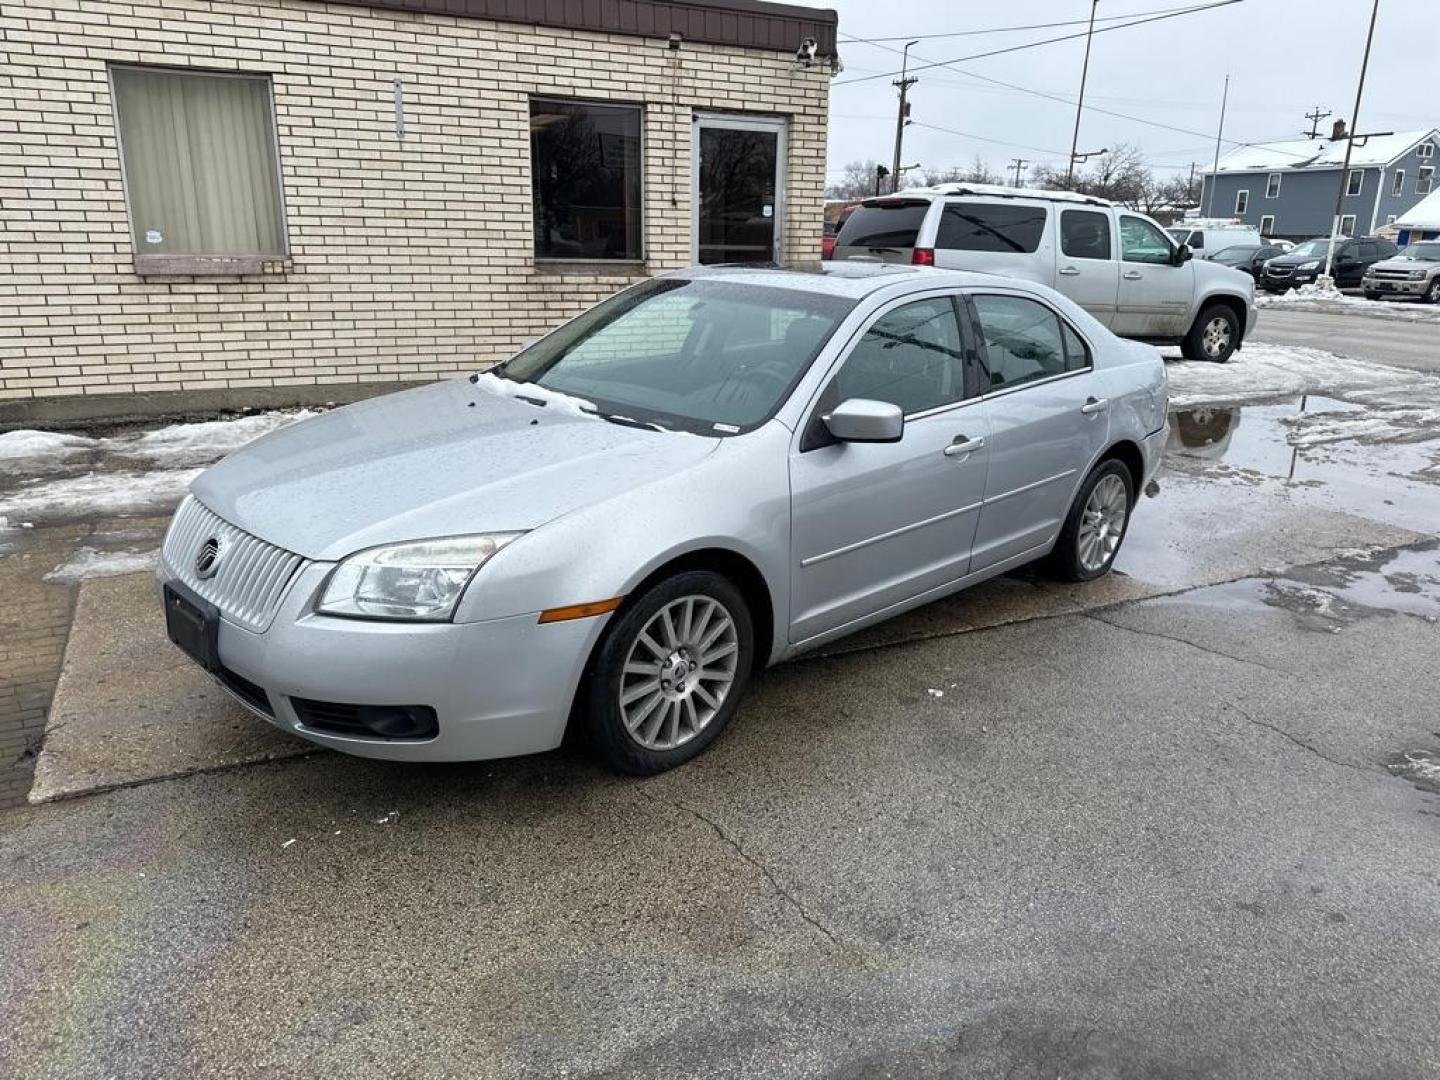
[{"x1": 830, "y1": 198, "x2": 929, "y2": 265}]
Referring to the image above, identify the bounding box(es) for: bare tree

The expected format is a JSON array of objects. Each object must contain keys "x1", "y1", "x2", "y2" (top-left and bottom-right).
[
  {"x1": 916, "y1": 154, "x2": 999, "y2": 188},
  {"x1": 826, "y1": 160, "x2": 884, "y2": 200}
]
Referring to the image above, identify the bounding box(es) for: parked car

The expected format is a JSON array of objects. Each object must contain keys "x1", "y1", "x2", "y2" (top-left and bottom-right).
[
  {"x1": 821, "y1": 205, "x2": 856, "y2": 260},
  {"x1": 158, "y1": 264, "x2": 1168, "y2": 775},
  {"x1": 1362, "y1": 240, "x2": 1440, "y2": 302},
  {"x1": 832, "y1": 183, "x2": 1256, "y2": 362},
  {"x1": 1211, "y1": 242, "x2": 1288, "y2": 282},
  {"x1": 1166, "y1": 221, "x2": 1263, "y2": 258},
  {"x1": 1261, "y1": 236, "x2": 1400, "y2": 291},
  {"x1": 1266, "y1": 238, "x2": 1296, "y2": 254}
]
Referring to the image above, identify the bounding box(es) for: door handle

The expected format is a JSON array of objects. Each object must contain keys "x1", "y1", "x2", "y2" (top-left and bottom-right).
[
  {"x1": 1122, "y1": 270, "x2": 1143, "y2": 280},
  {"x1": 1058, "y1": 266, "x2": 1081, "y2": 276},
  {"x1": 1080, "y1": 396, "x2": 1109, "y2": 415},
  {"x1": 943, "y1": 435, "x2": 985, "y2": 457}
]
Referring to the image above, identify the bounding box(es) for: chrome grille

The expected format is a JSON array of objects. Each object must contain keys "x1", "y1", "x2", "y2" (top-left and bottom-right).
[
  {"x1": 1371, "y1": 269, "x2": 1416, "y2": 280},
  {"x1": 1265, "y1": 266, "x2": 1293, "y2": 278},
  {"x1": 161, "y1": 495, "x2": 305, "y2": 633}
]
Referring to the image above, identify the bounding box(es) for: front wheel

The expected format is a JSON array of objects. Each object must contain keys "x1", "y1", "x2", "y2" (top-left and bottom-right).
[
  {"x1": 582, "y1": 570, "x2": 754, "y2": 775},
  {"x1": 1047, "y1": 459, "x2": 1134, "y2": 583},
  {"x1": 1181, "y1": 304, "x2": 1239, "y2": 363},
  {"x1": 1427, "y1": 278, "x2": 1440, "y2": 304},
  {"x1": 1364, "y1": 291, "x2": 1381, "y2": 301}
]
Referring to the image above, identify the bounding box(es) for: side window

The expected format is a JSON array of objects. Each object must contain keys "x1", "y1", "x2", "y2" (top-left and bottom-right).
[
  {"x1": 1060, "y1": 322, "x2": 1092, "y2": 372},
  {"x1": 831, "y1": 298, "x2": 966, "y2": 416},
  {"x1": 1060, "y1": 210, "x2": 1112, "y2": 260},
  {"x1": 1358, "y1": 242, "x2": 1378, "y2": 260},
  {"x1": 1119, "y1": 216, "x2": 1175, "y2": 265},
  {"x1": 972, "y1": 295, "x2": 1069, "y2": 391},
  {"x1": 936, "y1": 201, "x2": 1047, "y2": 253},
  {"x1": 1190, "y1": 232, "x2": 1205, "y2": 250}
]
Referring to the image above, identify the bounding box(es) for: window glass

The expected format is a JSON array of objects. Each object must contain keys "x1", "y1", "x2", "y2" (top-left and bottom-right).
[
  {"x1": 1359, "y1": 242, "x2": 1378, "y2": 259},
  {"x1": 1347, "y1": 170, "x2": 1363, "y2": 196},
  {"x1": 936, "y1": 202, "x2": 1046, "y2": 253},
  {"x1": 530, "y1": 99, "x2": 641, "y2": 260},
  {"x1": 1060, "y1": 322, "x2": 1091, "y2": 372},
  {"x1": 501, "y1": 279, "x2": 851, "y2": 433},
  {"x1": 1119, "y1": 216, "x2": 1175, "y2": 264},
  {"x1": 973, "y1": 295, "x2": 1069, "y2": 390},
  {"x1": 1266, "y1": 173, "x2": 1281, "y2": 198},
  {"x1": 1392, "y1": 171, "x2": 1406, "y2": 197},
  {"x1": 831, "y1": 298, "x2": 966, "y2": 415},
  {"x1": 1418, "y1": 167, "x2": 1435, "y2": 195},
  {"x1": 111, "y1": 66, "x2": 286, "y2": 257},
  {"x1": 1234, "y1": 190, "x2": 1249, "y2": 214},
  {"x1": 834, "y1": 201, "x2": 930, "y2": 249},
  {"x1": 1061, "y1": 210, "x2": 1112, "y2": 260}
]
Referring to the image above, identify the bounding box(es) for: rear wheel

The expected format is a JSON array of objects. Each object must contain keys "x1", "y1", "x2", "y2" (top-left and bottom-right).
[
  {"x1": 583, "y1": 571, "x2": 754, "y2": 775},
  {"x1": 1181, "y1": 304, "x2": 1239, "y2": 363},
  {"x1": 1047, "y1": 459, "x2": 1135, "y2": 583}
]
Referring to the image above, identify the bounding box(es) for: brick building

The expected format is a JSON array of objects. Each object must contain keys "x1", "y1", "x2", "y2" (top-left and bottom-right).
[{"x1": 0, "y1": 0, "x2": 838, "y2": 422}]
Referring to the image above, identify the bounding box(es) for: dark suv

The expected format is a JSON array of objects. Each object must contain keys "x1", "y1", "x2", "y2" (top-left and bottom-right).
[{"x1": 1260, "y1": 236, "x2": 1399, "y2": 291}]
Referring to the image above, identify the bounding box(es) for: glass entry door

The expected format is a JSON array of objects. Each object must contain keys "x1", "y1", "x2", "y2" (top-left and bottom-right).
[{"x1": 693, "y1": 114, "x2": 786, "y2": 265}]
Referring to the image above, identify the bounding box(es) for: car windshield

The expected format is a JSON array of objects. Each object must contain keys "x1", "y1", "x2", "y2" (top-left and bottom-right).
[
  {"x1": 1400, "y1": 242, "x2": 1440, "y2": 261},
  {"x1": 1213, "y1": 245, "x2": 1257, "y2": 263},
  {"x1": 494, "y1": 278, "x2": 853, "y2": 435},
  {"x1": 1290, "y1": 239, "x2": 1335, "y2": 257}
]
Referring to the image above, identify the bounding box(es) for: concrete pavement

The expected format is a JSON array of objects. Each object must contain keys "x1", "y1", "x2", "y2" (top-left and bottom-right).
[{"x1": 1252, "y1": 306, "x2": 1440, "y2": 373}]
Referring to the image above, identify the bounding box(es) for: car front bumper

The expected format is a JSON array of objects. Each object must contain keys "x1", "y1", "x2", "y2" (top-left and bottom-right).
[
  {"x1": 1363, "y1": 277, "x2": 1429, "y2": 295},
  {"x1": 158, "y1": 560, "x2": 610, "y2": 762}
]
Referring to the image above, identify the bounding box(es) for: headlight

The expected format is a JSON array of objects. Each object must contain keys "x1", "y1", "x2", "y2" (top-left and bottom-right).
[
  {"x1": 1298, "y1": 260, "x2": 1322, "y2": 270},
  {"x1": 1410, "y1": 270, "x2": 1427, "y2": 280},
  {"x1": 318, "y1": 534, "x2": 522, "y2": 620}
]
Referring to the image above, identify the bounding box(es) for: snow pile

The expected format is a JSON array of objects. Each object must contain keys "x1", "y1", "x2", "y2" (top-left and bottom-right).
[
  {"x1": 1259, "y1": 280, "x2": 1346, "y2": 304},
  {"x1": 1281, "y1": 405, "x2": 1440, "y2": 448},
  {"x1": 106, "y1": 410, "x2": 317, "y2": 466},
  {"x1": 0, "y1": 429, "x2": 92, "y2": 467},
  {"x1": 1164, "y1": 343, "x2": 1428, "y2": 409},
  {"x1": 44, "y1": 546, "x2": 158, "y2": 584},
  {"x1": 474, "y1": 373, "x2": 599, "y2": 419},
  {"x1": 1257, "y1": 288, "x2": 1440, "y2": 323},
  {"x1": 0, "y1": 468, "x2": 202, "y2": 521}
]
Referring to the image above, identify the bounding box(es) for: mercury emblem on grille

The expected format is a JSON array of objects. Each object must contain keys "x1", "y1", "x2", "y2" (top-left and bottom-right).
[{"x1": 195, "y1": 536, "x2": 222, "y2": 579}]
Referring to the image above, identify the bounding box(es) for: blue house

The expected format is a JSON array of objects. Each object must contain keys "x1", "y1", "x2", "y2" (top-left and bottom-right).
[
  {"x1": 1198, "y1": 124, "x2": 1439, "y2": 241},
  {"x1": 1394, "y1": 190, "x2": 1440, "y2": 245}
]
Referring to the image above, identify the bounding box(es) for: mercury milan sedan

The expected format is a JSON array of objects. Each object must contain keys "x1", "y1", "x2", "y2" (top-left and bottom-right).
[{"x1": 159, "y1": 264, "x2": 1168, "y2": 774}]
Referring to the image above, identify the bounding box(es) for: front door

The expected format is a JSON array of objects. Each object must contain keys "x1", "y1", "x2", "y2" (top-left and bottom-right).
[
  {"x1": 789, "y1": 295, "x2": 988, "y2": 644},
  {"x1": 1112, "y1": 214, "x2": 1194, "y2": 339},
  {"x1": 693, "y1": 114, "x2": 786, "y2": 265}
]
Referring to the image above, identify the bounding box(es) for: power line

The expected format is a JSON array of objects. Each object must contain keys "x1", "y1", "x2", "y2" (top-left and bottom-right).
[
  {"x1": 845, "y1": 3, "x2": 1219, "y2": 44},
  {"x1": 833, "y1": 1, "x2": 1242, "y2": 87}
]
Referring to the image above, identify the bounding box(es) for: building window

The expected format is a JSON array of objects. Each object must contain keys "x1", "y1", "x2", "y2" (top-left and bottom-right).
[
  {"x1": 1386, "y1": 215, "x2": 1397, "y2": 226},
  {"x1": 1392, "y1": 171, "x2": 1406, "y2": 197},
  {"x1": 1419, "y1": 167, "x2": 1435, "y2": 195},
  {"x1": 1339, "y1": 214, "x2": 1356, "y2": 236},
  {"x1": 530, "y1": 99, "x2": 642, "y2": 261},
  {"x1": 1346, "y1": 169, "x2": 1363, "y2": 196},
  {"x1": 1419, "y1": 142, "x2": 1435, "y2": 160},
  {"x1": 1265, "y1": 172, "x2": 1281, "y2": 198},
  {"x1": 1234, "y1": 189, "x2": 1249, "y2": 214},
  {"x1": 110, "y1": 65, "x2": 286, "y2": 260},
  {"x1": 1259, "y1": 214, "x2": 1275, "y2": 236}
]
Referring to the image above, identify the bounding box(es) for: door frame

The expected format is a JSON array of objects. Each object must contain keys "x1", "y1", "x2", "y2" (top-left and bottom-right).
[{"x1": 691, "y1": 112, "x2": 788, "y2": 266}]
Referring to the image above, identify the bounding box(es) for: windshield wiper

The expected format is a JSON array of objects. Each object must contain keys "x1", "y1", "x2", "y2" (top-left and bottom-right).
[{"x1": 593, "y1": 411, "x2": 666, "y2": 432}]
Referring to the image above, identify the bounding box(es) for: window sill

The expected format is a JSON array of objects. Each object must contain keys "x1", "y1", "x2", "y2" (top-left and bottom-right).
[
  {"x1": 133, "y1": 255, "x2": 289, "y2": 277},
  {"x1": 531, "y1": 259, "x2": 648, "y2": 276}
]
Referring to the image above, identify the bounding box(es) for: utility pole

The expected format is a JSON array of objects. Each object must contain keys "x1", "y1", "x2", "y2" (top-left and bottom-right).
[
  {"x1": 891, "y1": 40, "x2": 919, "y2": 195},
  {"x1": 1324, "y1": 0, "x2": 1379, "y2": 282},
  {"x1": 1008, "y1": 158, "x2": 1029, "y2": 187},
  {"x1": 1206, "y1": 74, "x2": 1230, "y2": 217},
  {"x1": 1304, "y1": 105, "x2": 1332, "y2": 139},
  {"x1": 1187, "y1": 162, "x2": 1198, "y2": 204},
  {"x1": 1065, "y1": 0, "x2": 1100, "y2": 189}
]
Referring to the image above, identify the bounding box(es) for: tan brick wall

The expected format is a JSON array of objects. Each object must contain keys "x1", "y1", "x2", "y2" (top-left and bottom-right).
[{"x1": 0, "y1": 0, "x2": 832, "y2": 402}]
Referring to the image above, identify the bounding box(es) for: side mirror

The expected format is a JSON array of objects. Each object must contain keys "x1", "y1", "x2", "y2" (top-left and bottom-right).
[
  {"x1": 823, "y1": 398, "x2": 904, "y2": 444},
  {"x1": 1171, "y1": 243, "x2": 1192, "y2": 267}
]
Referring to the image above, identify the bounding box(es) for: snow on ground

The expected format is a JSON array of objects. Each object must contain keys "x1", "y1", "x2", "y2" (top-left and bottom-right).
[
  {"x1": 0, "y1": 429, "x2": 93, "y2": 466},
  {"x1": 44, "y1": 546, "x2": 159, "y2": 584},
  {"x1": 0, "y1": 468, "x2": 203, "y2": 522},
  {"x1": 109, "y1": 410, "x2": 317, "y2": 467},
  {"x1": 1257, "y1": 286, "x2": 1440, "y2": 324},
  {"x1": 1164, "y1": 342, "x2": 1434, "y2": 410}
]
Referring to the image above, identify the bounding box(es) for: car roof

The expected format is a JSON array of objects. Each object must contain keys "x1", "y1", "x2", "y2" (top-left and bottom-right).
[
  {"x1": 894, "y1": 182, "x2": 1115, "y2": 208},
  {"x1": 666, "y1": 263, "x2": 1017, "y2": 299}
]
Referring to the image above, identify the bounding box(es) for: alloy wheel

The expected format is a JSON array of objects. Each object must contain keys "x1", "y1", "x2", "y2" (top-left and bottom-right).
[
  {"x1": 1201, "y1": 316, "x2": 1233, "y2": 359},
  {"x1": 1078, "y1": 474, "x2": 1129, "y2": 572},
  {"x1": 618, "y1": 595, "x2": 739, "y2": 751}
]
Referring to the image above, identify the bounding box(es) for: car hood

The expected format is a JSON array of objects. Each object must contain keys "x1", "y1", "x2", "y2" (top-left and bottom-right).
[
  {"x1": 1368, "y1": 256, "x2": 1437, "y2": 273},
  {"x1": 1264, "y1": 253, "x2": 1324, "y2": 267},
  {"x1": 191, "y1": 378, "x2": 721, "y2": 561}
]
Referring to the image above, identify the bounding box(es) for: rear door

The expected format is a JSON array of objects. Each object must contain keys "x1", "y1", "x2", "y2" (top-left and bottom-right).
[
  {"x1": 832, "y1": 198, "x2": 931, "y2": 264},
  {"x1": 965, "y1": 291, "x2": 1110, "y2": 571},
  {"x1": 1055, "y1": 207, "x2": 1119, "y2": 326},
  {"x1": 1112, "y1": 214, "x2": 1194, "y2": 339},
  {"x1": 930, "y1": 199, "x2": 1050, "y2": 284},
  {"x1": 789, "y1": 293, "x2": 989, "y2": 643}
]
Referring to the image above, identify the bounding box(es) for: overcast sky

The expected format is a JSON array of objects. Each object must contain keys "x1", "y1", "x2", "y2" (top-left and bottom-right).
[{"x1": 820, "y1": 0, "x2": 1434, "y2": 185}]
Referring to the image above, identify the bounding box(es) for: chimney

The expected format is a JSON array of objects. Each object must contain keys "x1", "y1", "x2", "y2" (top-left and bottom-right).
[{"x1": 1331, "y1": 118, "x2": 1348, "y2": 142}]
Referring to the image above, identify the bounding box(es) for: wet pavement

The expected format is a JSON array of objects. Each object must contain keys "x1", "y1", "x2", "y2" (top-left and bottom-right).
[{"x1": 3, "y1": 346, "x2": 1440, "y2": 1077}]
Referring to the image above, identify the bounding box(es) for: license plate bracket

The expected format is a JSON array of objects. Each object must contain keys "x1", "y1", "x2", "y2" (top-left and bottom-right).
[{"x1": 164, "y1": 582, "x2": 220, "y2": 672}]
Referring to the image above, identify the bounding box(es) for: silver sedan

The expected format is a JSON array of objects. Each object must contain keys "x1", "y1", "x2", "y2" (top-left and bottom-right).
[{"x1": 158, "y1": 264, "x2": 1168, "y2": 774}]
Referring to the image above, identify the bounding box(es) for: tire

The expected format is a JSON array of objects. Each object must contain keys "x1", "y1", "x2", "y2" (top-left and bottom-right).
[
  {"x1": 582, "y1": 570, "x2": 754, "y2": 775},
  {"x1": 1364, "y1": 292, "x2": 1381, "y2": 301},
  {"x1": 1427, "y1": 278, "x2": 1440, "y2": 305},
  {"x1": 1047, "y1": 458, "x2": 1135, "y2": 583},
  {"x1": 1181, "y1": 304, "x2": 1240, "y2": 363}
]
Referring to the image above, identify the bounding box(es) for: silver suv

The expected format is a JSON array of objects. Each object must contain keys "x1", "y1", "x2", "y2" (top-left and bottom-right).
[
  {"x1": 832, "y1": 183, "x2": 1257, "y2": 362},
  {"x1": 1363, "y1": 240, "x2": 1440, "y2": 303}
]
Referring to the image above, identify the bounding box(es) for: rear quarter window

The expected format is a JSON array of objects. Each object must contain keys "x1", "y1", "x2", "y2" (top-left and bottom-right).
[
  {"x1": 937, "y1": 201, "x2": 1047, "y2": 253},
  {"x1": 834, "y1": 202, "x2": 929, "y2": 249}
]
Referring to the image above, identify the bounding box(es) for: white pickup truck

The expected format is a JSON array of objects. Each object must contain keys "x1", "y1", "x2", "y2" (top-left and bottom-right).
[{"x1": 832, "y1": 183, "x2": 1257, "y2": 363}]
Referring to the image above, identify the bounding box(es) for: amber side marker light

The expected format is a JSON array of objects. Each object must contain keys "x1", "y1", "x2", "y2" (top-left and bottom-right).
[{"x1": 537, "y1": 597, "x2": 624, "y2": 624}]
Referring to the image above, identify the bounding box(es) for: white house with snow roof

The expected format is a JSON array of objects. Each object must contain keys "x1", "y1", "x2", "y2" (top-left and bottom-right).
[
  {"x1": 1198, "y1": 122, "x2": 1439, "y2": 243},
  {"x1": 1393, "y1": 189, "x2": 1440, "y2": 244}
]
